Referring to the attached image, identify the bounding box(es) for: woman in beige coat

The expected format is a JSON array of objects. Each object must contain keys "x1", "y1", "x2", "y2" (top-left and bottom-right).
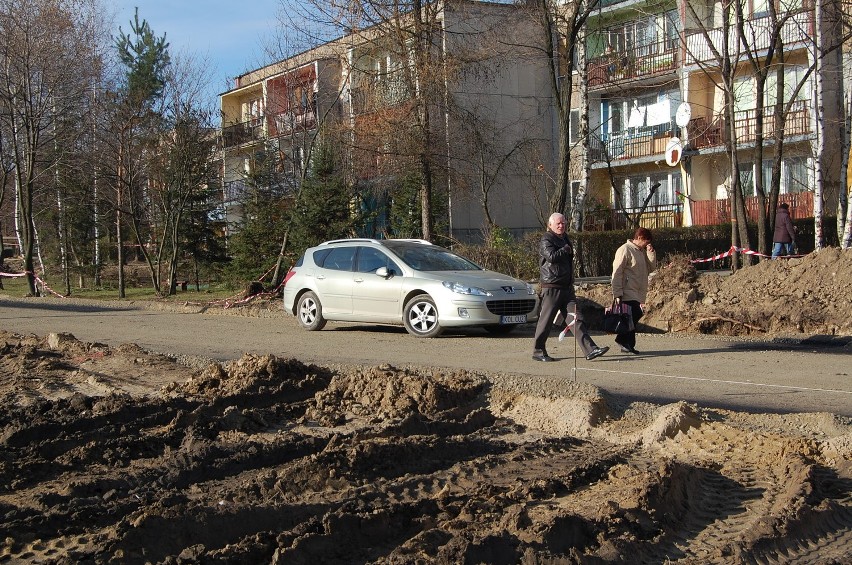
[{"x1": 611, "y1": 227, "x2": 656, "y2": 354}]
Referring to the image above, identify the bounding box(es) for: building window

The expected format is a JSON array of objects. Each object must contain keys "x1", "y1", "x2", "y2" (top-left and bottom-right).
[
  {"x1": 783, "y1": 157, "x2": 810, "y2": 193},
  {"x1": 601, "y1": 90, "x2": 679, "y2": 143},
  {"x1": 739, "y1": 162, "x2": 755, "y2": 195},
  {"x1": 764, "y1": 65, "x2": 810, "y2": 106},
  {"x1": 244, "y1": 98, "x2": 263, "y2": 125},
  {"x1": 735, "y1": 65, "x2": 811, "y2": 113},
  {"x1": 734, "y1": 77, "x2": 756, "y2": 113},
  {"x1": 621, "y1": 172, "x2": 680, "y2": 209},
  {"x1": 569, "y1": 110, "x2": 580, "y2": 145},
  {"x1": 757, "y1": 157, "x2": 811, "y2": 195},
  {"x1": 752, "y1": 0, "x2": 770, "y2": 19},
  {"x1": 603, "y1": 9, "x2": 679, "y2": 56}
]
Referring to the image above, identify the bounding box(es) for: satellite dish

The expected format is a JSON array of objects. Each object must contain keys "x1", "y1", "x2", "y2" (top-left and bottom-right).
[
  {"x1": 665, "y1": 137, "x2": 683, "y2": 167},
  {"x1": 675, "y1": 102, "x2": 692, "y2": 127}
]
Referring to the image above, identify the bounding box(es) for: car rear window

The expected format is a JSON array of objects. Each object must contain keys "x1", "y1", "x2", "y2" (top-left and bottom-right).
[{"x1": 317, "y1": 247, "x2": 356, "y2": 271}]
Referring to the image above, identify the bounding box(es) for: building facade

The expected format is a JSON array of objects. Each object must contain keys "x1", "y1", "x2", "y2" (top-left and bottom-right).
[
  {"x1": 582, "y1": 0, "x2": 846, "y2": 231},
  {"x1": 219, "y1": 1, "x2": 555, "y2": 244},
  {"x1": 219, "y1": 0, "x2": 848, "y2": 243}
]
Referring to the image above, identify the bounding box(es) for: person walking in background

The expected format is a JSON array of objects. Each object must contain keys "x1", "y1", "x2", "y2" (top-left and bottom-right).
[
  {"x1": 772, "y1": 203, "x2": 796, "y2": 258},
  {"x1": 532, "y1": 213, "x2": 609, "y2": 362},
  {"x1": 611, "y1": 227, "x2": 657, "y2": 355}
]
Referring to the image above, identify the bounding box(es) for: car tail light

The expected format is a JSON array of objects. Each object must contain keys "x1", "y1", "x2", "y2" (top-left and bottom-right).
[{"x1": 284, "y1": 267, "x2": 296, "y2": 285}]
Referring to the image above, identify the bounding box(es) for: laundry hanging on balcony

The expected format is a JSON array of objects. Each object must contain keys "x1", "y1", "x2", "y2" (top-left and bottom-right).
[
  {"x1": 628, "y1": 102, "x2": 646, "y2": 128},
  {"x1": 646, "y1": 98, "x2": 671, "y2": 127}
]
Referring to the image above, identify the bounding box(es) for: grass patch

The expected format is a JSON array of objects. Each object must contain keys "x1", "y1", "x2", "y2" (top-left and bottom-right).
[{"x1": 1, "y1": 275, "x2": 240, "y2": 302}]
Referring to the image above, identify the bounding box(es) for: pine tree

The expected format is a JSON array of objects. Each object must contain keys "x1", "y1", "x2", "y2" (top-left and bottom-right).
[{"x1": 288, "y1": 143, "x2": 356, "y2": 253}]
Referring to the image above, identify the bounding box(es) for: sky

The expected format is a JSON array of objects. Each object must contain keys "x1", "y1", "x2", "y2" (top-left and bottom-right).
[{"x1": 113, "y1": 1, "x2": 283, "y2": 105}]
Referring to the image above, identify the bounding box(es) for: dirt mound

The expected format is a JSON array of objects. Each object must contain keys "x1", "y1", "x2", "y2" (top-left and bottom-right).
[
  {"x1": 579, "y1": 249, "x2": 852, "y2": 338},
  {"x1": 1, "y1": 333, "x2": 850, "y2": 563}
]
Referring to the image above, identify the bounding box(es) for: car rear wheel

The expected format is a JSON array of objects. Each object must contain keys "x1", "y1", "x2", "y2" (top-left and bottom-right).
[
  {"x1": 297, "y1": 291, "x2": 327, "y2": 331},
  {"x1": 403, "y1": 294, "x2": 443, "y2": 337},
  {"x1": 483, "y1": 324, "x2": 516, "y2": 335}
]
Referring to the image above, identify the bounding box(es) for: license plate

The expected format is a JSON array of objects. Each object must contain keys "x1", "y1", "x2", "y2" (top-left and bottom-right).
[{"x1": 500, "y1": 315, "x2": 526, "y2": 324}]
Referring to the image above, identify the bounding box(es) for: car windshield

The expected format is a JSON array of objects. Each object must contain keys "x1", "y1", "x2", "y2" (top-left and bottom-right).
[{"x1": 383, "y1": 242, "x2": 482, "y2": 271}]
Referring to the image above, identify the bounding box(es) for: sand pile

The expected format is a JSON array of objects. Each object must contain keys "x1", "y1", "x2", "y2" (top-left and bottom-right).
[{"x1": 0, "y1": 331, "x2": 849, "y2": 563}]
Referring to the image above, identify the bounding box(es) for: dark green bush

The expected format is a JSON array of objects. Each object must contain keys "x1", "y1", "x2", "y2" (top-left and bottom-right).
[{"x1": 452, "y1": 218, "x2": 839, "y2": 280}]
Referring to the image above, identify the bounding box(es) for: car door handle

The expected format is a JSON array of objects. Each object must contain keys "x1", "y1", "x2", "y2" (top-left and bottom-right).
[
  {"x1": 316, "y1": 274, "x2": 325, "y2": 280},
  {"x1": 353, "y1": 277, "x2": 364, "y2": 283}
]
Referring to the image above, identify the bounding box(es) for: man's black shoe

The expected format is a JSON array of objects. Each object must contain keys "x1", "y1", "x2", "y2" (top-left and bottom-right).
[
  {"x1": 532, "y1": 352, "x2": 555, "y2": 362},
  {"x1": 620, "y1": 346, "x2": 640, "y2": 354},
  {"x1": 585, "y1": 346, "x2": 609, "y2": 360}
]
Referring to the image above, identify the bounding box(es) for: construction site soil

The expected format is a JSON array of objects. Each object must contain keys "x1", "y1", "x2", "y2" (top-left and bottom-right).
[{"x1": 1, "y1": 250, "x2": 851, "y2": 563}]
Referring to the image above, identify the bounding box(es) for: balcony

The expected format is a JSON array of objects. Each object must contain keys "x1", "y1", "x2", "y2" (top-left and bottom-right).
[
  {"x1": 588, "y1": 38, "x2": 678, "y2": 88},
  {"x1": 583, "y1": 204, "x2": 683, "y2": 231},
  {"x1": 691, "y1": 99, "x2": 812, "y2": 149},
  {"x1": 590, "y1": 120, "x2": 677, "y2": 162},
  {"x1": 222, "y1": 118, "x2": 264, "y2": 148},
  {"x1": 222, "y1": 180, "x2": 246, "y2": 204},
  {"x1": 270, "y1": 107, "x2": 317, "y2": 137},
  {"x1": 685, "y1": 10, "x2": 813, "y2": 66},
  {"x1": 690, "y1": 192, "x2": 814, "y2": 226},
  {"x1": 350, "y1": 77, "x2": 412, "y2": 114}
]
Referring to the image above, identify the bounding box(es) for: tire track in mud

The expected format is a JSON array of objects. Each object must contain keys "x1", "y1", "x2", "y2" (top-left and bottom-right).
[
  {"x1": 638, "y1": 421, "x2": 852, "y2": 564},
  {"x1": 1, "y1": 340, "x2": 850, "y2": 563}
]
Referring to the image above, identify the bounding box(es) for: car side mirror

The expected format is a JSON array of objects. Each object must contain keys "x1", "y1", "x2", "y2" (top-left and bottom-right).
[{"x1": 375, "y1": 266, "x2": 392, "y2": 278}]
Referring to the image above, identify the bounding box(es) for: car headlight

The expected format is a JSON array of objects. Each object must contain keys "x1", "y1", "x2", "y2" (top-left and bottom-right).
[
  {"x1": 526, "y1": 283, "x2": 536, "y2": 295},
  {"x1": 442, "y1": 281, "x2": 493, "y2": 296}
]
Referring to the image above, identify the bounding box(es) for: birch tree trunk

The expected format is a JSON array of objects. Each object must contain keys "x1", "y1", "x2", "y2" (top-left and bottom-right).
[{"x1": 812, "y1": 0, "x2": 825, "y2": 250}]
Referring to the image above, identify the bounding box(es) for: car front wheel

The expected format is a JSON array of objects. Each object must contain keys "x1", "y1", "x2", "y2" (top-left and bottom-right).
[
  {"x1": 403, "y1": 294, "x2": 443, "y2": 337},
  {"x1": 297, "y1": 291, "x2": 327, "y2": 331}
]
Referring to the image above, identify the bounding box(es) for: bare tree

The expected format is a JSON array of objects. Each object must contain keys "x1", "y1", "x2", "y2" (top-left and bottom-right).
[
  {"x1": 0, "y1": 111, "x2": 14, "y2": 284},
  {"x1": 529, "y1": 0, "x2": 600, "y2": 217},
  {"x1": 103, "y1": 8, "x2": 170, "y2": 297},
  {"x1": 0, "y1": 0, "x2": 102, "y2": 295},
  {"x1": 145, "y1": 54, "x2": 218, "y2": 296}
]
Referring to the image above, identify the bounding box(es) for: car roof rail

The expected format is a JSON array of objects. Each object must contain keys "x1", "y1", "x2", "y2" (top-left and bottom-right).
[
  {"x1": 320, "y1": 238, "x2": 434, "y2": 246},
  {"x1": 387, "y1": 238, "x2": 433, "y2": 245},
  {"x1": 320, "y1": 238, "x2": 378, "y2": 245}
]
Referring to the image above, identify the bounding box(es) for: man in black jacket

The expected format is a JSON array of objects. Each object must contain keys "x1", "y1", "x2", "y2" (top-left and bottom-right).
[{"x1": 532, "y1": 213, "x2": 609, "y2": 362}]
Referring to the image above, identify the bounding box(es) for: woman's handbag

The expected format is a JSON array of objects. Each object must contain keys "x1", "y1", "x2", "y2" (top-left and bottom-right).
[{"x1": 603, "y1": 301, "x2": 635, "y2": 334}]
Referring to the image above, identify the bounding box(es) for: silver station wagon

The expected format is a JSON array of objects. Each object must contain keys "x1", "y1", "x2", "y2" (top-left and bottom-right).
[{"x1": 282, "y1": 239, "x2": 539, "y2": 337}]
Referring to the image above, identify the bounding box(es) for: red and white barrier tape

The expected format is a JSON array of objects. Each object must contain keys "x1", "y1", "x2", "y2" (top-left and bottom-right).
[
  {"x1": 691, "y1": 246, "x2": 804, "y2": 263},
  {"x1": 0, "y1": 270, "x2": 67, "y2": 298}
]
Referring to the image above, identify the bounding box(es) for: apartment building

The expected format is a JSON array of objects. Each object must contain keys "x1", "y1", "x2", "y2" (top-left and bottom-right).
[
  {"x1": 219, "y1": 0, "x2": 847, "y2": 243},
  {"x1": 582, "y1": 0, "x2": 846, "y2": 231},
  {"x1": 218, "y1": 1, "x2": 554, "y2": 244},
  {"x1": 219, "y1": 46, "x2": 345, "y2": 231}
]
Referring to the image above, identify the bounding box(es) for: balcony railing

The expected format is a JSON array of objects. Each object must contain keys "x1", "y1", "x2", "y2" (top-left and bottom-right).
[
  {"x1": 685, "y1": 10, "x2": 813, "y2": 66},
  {"x1": 581, "y1": 193, "x2": 812, "y2": 232},
  {"x1": 691, "y1": 99, "x2": 812, "y2": 149},
  {"x1": 590, "y1": 119, "x2": 677, "y2": 162},
  {"x1": 350, "y1": 78, "x2": 412, "y2": 114},
  {"x1": 222, "y1": 180, "x2": 246, "y2": 204},
  {"x1": 588, "y1": 38, "x2": 678, "y2": 88},
  {"x1": 690, "y1": 192, "x2": 813, "y2": 226},
  {"x1": 222, "y1": 117, "x2": 264, "y2": 148},
  {"x1": 583, "y1": 204, "x2": 683, "y2": 232},
  {"x1": 270, "y1": 107, "x2": 317, "y2": 137}
]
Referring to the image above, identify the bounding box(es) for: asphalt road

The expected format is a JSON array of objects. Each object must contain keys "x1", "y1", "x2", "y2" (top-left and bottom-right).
[{"x1": 1, "y1": 297, "x2": 850, "y2": 417}]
